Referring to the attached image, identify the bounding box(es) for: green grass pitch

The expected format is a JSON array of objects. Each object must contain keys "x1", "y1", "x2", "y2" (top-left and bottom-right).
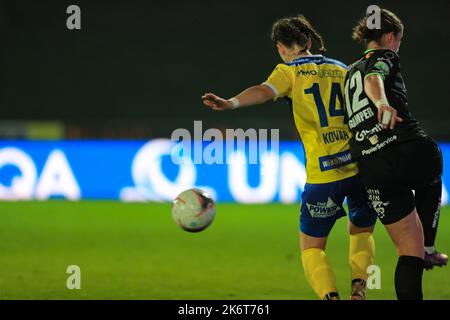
[{"x1": 0, "y1": 201, "x2": 448, "y2": 300}]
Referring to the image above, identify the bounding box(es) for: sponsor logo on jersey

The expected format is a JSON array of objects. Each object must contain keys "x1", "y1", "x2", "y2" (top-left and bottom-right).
[
  {"x1": 384, "y1": 51, "x2": 396, "y2": 59},
  {"x1": 373, "y1": 60, "x2": 390, "y2": 76},
  {"x1": 298, "y1": 70, "x2": 317, "y2": 76},
  {"x1": 323, "y1": 130, "x2": 350, "y2": 144},
  {"x1": 361, "y1": 135, "x2": 398, "y2": 156},
  {"x1": 319, "y1": 150, "x2": 353, "y2": 171},
  {"x1": 369, "y1": 135, "x2": 379, "y2": 145},
  {"x1": 298, "y1": 69, "x2": 344, "y2": 78},
  {"x1": 355, "y1": 123, "x2": 384, "y2": 142},
  {"x1": 306, "y1": 197, "x2": 341, "y2": 218},
  {"x1": 365, "y1": 51, "x2": 375, "y2": 59}
]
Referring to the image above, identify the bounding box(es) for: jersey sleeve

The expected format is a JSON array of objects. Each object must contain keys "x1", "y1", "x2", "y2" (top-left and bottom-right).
[
  {"x1": 364, "y1": 50, "x2": 399, "y2": 81},
  {"x1": 262, "y1": 64, "x2": 294, "y2": 99}
]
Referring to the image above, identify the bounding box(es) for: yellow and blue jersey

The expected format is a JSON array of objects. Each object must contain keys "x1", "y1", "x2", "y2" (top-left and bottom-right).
[{"x1": 263, "y1": 55, "x2": 357, "y2": 184}]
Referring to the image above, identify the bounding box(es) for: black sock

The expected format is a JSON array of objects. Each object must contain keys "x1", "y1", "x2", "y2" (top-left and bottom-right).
[
  {"x1": 395, "y1": 256, "x2": 424, "y2": 300},
  {"x1": 416, "y1": 180, "x2": 442, "y2": 248}
]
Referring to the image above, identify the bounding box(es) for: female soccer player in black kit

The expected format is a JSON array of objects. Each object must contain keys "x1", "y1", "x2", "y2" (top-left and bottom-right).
[{"x1": 345, "y1": 9, "x2": 447, "y2": 300}]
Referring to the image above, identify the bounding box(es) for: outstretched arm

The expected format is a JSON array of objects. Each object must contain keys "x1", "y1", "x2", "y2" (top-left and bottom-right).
[
  {"x1": 202, "y1": 84, "x2": 276, "y2": 111},
  {"x1": 364, "y1": 74, "x2": 403, "y2": 129}
]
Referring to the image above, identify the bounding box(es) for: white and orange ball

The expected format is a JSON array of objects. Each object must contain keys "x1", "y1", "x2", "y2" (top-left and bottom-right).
[{"x1": 172, "y1": 188, "x2": 216, "y2": 232}]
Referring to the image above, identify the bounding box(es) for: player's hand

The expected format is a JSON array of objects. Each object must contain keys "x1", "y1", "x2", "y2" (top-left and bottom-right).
[
  {"x1": 377, "y1": 104, "x2": 403, "y2": 129},
  {"x1": 202, "y1": 93, "x2": 233, "y2": 111}
]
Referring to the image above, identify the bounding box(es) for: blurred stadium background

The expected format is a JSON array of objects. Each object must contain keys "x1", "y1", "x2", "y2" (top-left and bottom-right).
[{"x1": 0, "y1": 0, "x2": 449, "y2": 299}]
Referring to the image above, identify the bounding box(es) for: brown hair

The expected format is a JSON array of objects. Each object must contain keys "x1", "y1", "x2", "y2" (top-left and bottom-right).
[
  {"x1": 271, "y1": 15, "x2": 326, "y2": 53},
  {"x1": 352, "y1": 9, "x2": 403, "y2": 43}
]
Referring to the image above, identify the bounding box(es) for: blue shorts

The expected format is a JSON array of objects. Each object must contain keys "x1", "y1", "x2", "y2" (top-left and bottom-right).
[{"x1": 300, "y1": 175, "x2": 377, "y2": 237}]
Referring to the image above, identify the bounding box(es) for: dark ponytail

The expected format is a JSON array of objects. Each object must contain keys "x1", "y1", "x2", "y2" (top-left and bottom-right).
[
  {"x1": 352, "y1": 9, "x2": 403, "y2": 43},
  {"x1": 271, "y1": 15, "x2": 326, "y2": 53}
]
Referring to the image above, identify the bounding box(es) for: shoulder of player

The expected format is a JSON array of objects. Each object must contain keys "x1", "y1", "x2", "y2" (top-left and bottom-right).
[
  {"x1": 348, "y1": 58, "x2": 362, "y2": 71},
  {"x1": 321, "y1": 56, "x2": 349, "y2": 71},
  {"x1": 273, "y1": 63, "x2": 296, "y2": 76},
  {"x1": 266, "y1": 63, "x2": 296, "y2": 86},
  {"x1": 347, "y1": 49, "x2": 397, "y2": 71},
  {"x1": 366, "y1": 49, "x2": 399, "y2": 63}
]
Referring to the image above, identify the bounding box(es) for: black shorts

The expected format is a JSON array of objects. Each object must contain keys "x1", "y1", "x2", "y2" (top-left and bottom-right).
[{"x1": 356, "y1": 136, "x2": 443, "y2": 225}]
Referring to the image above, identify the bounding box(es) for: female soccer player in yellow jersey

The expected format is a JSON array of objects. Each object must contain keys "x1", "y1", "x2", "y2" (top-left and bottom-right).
[{"x1": 202, "y1": 15, "x2": 377, "y2": 300}]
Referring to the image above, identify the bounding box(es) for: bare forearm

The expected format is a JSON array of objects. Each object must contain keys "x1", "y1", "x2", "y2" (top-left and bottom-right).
[
  {"x1": 231, "y1": 85, "x2": 275, "y2": 108},
  {"x1": 364, "y1": 74, "x2": 403, "y2": 129},
  {"x1": 202, "y1": 84, "x2": 275, "y2": 111},
  {"x1": 364, "y1": 74, "x2": 387, "y2": 104}
]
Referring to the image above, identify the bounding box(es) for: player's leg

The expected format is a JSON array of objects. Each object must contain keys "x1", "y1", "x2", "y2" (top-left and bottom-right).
[
  {"x1": 300, "y1": 232, "x2": 339, "y2": 300},
  {"x1": 415, "y1": 179, "x2": 448, "y2": 269},
  {"x1": 346, "y1": 175, "x2": 377, "y2": 300},
  {"x1": 348, "y1": 222, "x2": 375, "y2": 300},
  {"x1": 404, "y1": 137, "x2": 447, "y2": 269},
  {"x1": 384, "y1": 208, "x2": 424, "y2": 300},
  {"x1": 416, "y1": 180, "x2": 441, "y2": 250},
  {"x1": 413, "y1": 139, "x2": 447, "y2": 269},
  {"x1": 366, "y1": 188, "x2": 425, "y2": 300},
  {"x1": 357, "y1": 150, "x2": 424, "y2": 300},
  {"x1": 299, "y1": 182, "x2": 346, "y2": 300}
]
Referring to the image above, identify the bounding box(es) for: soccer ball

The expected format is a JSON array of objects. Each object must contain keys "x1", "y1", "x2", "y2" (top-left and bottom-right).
[{"x1": 172, "y1": 188, "x2": 216, "y2": 232}]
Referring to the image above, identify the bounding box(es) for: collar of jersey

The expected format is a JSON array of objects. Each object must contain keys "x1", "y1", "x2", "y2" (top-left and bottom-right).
[
  {"x1": 288, "y1": 54, "x2": 324, "y2": 65},
  {"x1": 363, "y1": 49, "x2": 377, "y2": 55},
  {"x1": 291, "y1": 54, "x2": 323, "y2": 61}
]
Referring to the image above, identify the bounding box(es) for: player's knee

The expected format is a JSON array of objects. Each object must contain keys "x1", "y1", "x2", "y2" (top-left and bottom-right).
[
  {"x1": 395, "y1": 223, "x2": 424, "y2": 258},
  {"x1": 299, "y1": 232, "x2": 327, "y2": 251},
  {"x1": 387, "y1": 210, "x2": 424, "y2": 257},
  {"x1": 348, "y1": 221, "x2": 374, "y2": 235}
]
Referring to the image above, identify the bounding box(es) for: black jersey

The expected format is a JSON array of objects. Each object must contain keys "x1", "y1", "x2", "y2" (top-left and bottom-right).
[{"x1": 344, "y1": 49, "x2": 426, "y2": 159}]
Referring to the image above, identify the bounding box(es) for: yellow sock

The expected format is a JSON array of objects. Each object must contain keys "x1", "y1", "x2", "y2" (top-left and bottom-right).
[
  {"x1": 301, "y1": 248, "x2": 338, "y2": 299},
  {"x1": 349, "y1": 232, "x2": 375, "y2": 282}
]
